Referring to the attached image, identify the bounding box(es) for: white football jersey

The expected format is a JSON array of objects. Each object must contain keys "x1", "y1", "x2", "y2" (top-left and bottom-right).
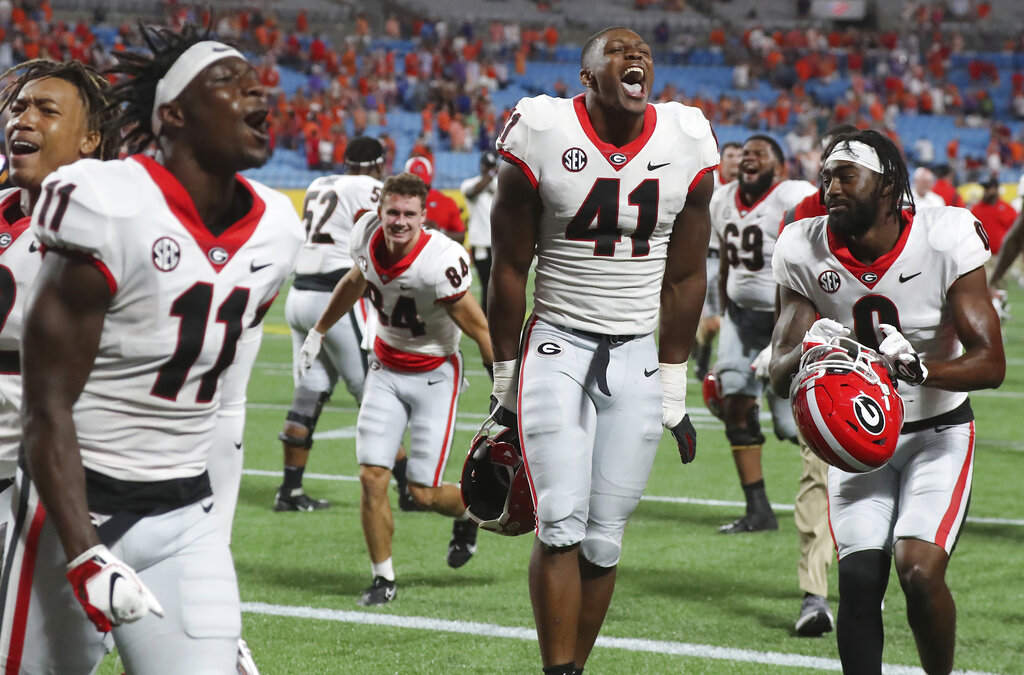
[
  {"x1": 350, "y1": 212, "x2": 472, "y2": 368},
  {"x1": 497, "y1": 95, "x2": 719, "y2": 335},
  {"x1": 31, "y1": 156, "x2": 303, "y2": 481},
  {"x1": 711, "y1": 179, "x2": 817, "y2": 312},
  {"x1": 0, "y1": 188, "x2": 38, "y2": 477},
  {"x1": 293, "y1": 173, "x2": 382, "y2": 275},
  {"x1": 707, "y1": 174, "x2": 735, "y2": 253},
  {"x1": 774, "y1": 206, "x2": 990, "y2": 423}
]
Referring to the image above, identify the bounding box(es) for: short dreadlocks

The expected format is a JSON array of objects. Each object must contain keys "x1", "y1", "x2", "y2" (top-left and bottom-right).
[
  {"x1": 103, "y1": 23, "x2": 213, "y2": 154},
  {"x1": 0, "y1": 58, "x2": 118, "y2": 160}
]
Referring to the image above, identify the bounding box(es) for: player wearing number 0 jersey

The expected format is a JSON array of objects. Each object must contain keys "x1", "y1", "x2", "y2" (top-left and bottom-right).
[
  {"x1": 8, "y1": 32, "x2": 302, "y2": 675},
  {"x1": 297, "y1": 173, "x2": 493, "y2": 607},
  {"x1": 275, "y1": 137, "x2": 386, "y2": 513},
  {"x1": 489, "y1": 27, "x2": 717, "y2": 673},
  {"x1": 770, "y1": 130, "x2": 1004, "y2": 674}
]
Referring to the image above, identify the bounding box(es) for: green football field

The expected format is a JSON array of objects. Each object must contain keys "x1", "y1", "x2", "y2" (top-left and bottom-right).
[{"x1": 104, "y1": 282, "x2": 1024, "y2": 674}]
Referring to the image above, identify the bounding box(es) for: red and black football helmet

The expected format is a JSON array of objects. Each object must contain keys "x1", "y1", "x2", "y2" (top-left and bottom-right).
[
  {"x1": 790, "y1": 337, "x2": 904, "y2": 473},
  {"x1": 702, "y1": 370, "x2": 724, "y2": 420},
  {"x1": 461, "y1": 417, "x2": 536, "y2": 536}
]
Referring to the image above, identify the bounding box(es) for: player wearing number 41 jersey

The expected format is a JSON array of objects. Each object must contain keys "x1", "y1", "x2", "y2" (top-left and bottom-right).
[
  {"x1": 489, "y1": 26, "x2": 717, "y2": 673},
  {"x1": 6, "y1": 28, "x2": 302, "y2": 675},
  {"x1": 297, "y1": 172, "x2": 493, "y2": 607},
  {"x1": 770, "y1": 130, "x2": 1004, "y2": 674}
]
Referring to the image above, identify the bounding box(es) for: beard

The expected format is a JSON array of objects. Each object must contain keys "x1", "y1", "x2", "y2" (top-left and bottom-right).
[
  {"x1": 739, "y1": 170, "x2": 774, "y2": 200},
  {"x1": 827, "y1": 196, "x2": 879, "y2": 240}
]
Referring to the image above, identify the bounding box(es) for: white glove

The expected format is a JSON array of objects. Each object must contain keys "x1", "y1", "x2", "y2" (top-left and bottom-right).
[
  {"x1": 878, "y1": 323, "x2": 928, "y2": 385},
  {"x1": 660, "y1": 362, "x2": 687, "y2": 428},
  {"x1": 751, "y1": 344, "x2": 772, "y2": 380},
  {"x1": 801, "y1": 317, "x2": 850, "y2": 352},
  {"x1": 490, "y1": 359, "x2": 518, "y2": 413},
  {"x1": 66, "y1": 544, "x2": 164, "y2": 633},
  {"x1": 295, "y1": 328, "x2": 324, "y2": 383},
  {"x1": 992, "y1": 289, "x2": 1010, "y2": 322}
]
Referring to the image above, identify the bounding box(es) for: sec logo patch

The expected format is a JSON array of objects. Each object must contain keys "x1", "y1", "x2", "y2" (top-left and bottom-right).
[
  {"x1": 562, "y1": 148, "x2": 587, "y2": 172},
  {"x1": 152, "y1": 237, "x2": 181, "y2": 272},
  {"x1": 536, "y1": 342, "x2": 562, "y2": 356},
  {"x1": 817, "y1": 270, "x2": 841, "y2": 293}
]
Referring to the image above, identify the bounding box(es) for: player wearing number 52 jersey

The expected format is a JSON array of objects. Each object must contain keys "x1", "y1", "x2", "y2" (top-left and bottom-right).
[
  {"x1": 297, "y1": 173, "x2": 493, "y2": 607},
  {"x1": 8, "y1": 31, "x2": 302, "y2": 675},
  {"x1": 770, "y1": 130, "x2": 1004, "y2": 674},
  {"x1": 489, "y1": 27, "x2": 717, "y2": 673},
  {"x1": 274, "y1": 137, "x2": 387, "y2": 514}
]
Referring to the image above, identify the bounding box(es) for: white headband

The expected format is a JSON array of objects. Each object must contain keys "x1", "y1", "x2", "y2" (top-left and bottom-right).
[
  {"x1": 151, "y1": 41, "x2": 245, "y2": 136},
  {"x1": 824, "y1": 140, "x2": 884, "y2": 174}
]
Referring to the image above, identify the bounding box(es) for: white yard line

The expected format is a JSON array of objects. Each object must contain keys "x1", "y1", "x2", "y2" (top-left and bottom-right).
[{"x1": 239, "y1": 600, "x2": 1001, "y2": 675}]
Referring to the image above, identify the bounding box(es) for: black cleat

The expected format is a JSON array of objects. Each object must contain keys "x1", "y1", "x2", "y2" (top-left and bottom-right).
[
  {"x1": 398, "y1": 488, "x2": 426, "y2": 512},
  {"x1": 718, "y1": 510, "x2": 778, "y2": 534},
  {"x1": 357, "y1": 576, "x2": 397, "y2": 606},
  {"x1": 447, "y1": 519, "x2": 478, "y2": 568},
  {"x1": 274, "y1": 487, "x2": 330, "y2": 512},
  {"x1": 795, "y1": 594, "x2": 835, "y2": 637}
]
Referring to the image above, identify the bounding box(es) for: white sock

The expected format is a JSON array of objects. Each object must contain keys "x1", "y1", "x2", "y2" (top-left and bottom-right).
[
  {"x1": 371, "y1": 557, "x2": 395, "y2": 581},
  {"x1": 456, "y1": 509, "x2": 472, "y2": 521}
]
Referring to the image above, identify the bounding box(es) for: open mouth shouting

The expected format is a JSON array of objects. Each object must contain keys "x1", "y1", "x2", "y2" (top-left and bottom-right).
[
  {"x1": 621, "y1": 66, "x2": 645, "y2": 99},
  {"x1": 8, "y1": 137, "x2": 41, "y2": 160}
]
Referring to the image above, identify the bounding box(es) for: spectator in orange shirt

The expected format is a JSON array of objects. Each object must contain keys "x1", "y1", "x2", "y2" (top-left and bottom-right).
[
  {"x1": 972, "y1": 177, "x2": 1018, "y2": 254},
  {"x1": 404, "y1": 156, "x2": 466, "y2": 244}
]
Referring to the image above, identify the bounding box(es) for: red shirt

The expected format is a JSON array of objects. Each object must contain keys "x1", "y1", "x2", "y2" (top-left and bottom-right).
[
  {"x1": 932, "y1": 178, "x2": 963, "y2": 207},
  {"x1": 780, "y1": 190, "x2": 827, "y2": 233},
  {"x1": 971, "y1": 200, "x2": 1018, "y2": 254},
  {"x1": 425, "y1": 189, "x2": 465, "y2": 238}
]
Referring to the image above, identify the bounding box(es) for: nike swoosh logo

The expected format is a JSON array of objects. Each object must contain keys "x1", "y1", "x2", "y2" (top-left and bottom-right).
[
  {"x1": 202, "y1": 501, "x2": 215, "y2": 513},
  {"x1": 28, "y1": 241, "x2": 38, "y2": 253},
  {"x1": 934, "y1": 425, "x2": 956, "y2": 433},
  {"x1": 234, "y1": 442, "x2": 243, "y2": 450},
  {"x1": 899, "y1": 272, "x2": 922, "y2": 283},
  {"x1": 647, "y1": 161, "x2": 670, "y2": 171},
  {"x1": 250, "y1": 261, "x2": 272, "y2": 273},
  {"x1": 427, "y1": 378, "x2": 445, "y2": 385},
  {"x1": 211, "y1": 46, "x2": 233, "y2": 52},
  {"x1": 385, "y1": 586, "x2": 396, "y2": 600},
  {"x1": 109, "y1": 571, "x2": 124, "y2": 611},
  {"x1": 644, "y1": 367, "x2": 659, "y2": 377}
]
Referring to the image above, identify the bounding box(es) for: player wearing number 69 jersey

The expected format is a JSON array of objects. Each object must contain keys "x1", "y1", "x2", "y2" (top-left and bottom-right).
[
  {"x1": 297, "y1": 172, "x2": 493, "y2": 607},
  {"x1": 769, "y1": 129, "x2": 1004, "y2": 674},
  {"x1": 10, "y1": 29, "x2": 302, "y2": 675}
]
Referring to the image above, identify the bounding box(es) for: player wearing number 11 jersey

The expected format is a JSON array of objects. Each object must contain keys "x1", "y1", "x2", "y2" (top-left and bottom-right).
[
  {"x1": 488, "y1": 26, "x2": 718, "y2": 673},
  {"x1": 8, "y1": 29, "x2": 302, "y2": 674}
]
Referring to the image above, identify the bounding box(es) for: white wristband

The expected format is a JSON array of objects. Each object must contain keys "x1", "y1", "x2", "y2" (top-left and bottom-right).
[
  {"x1": 490, "y1": 359, "x2": 518, "y2": 412},
  {"x1": 660, "y1": 361, "x2": 688, "y2": 428},
  {"x1": 67, "y1": 544, "x2": 108, "y2": 570}
]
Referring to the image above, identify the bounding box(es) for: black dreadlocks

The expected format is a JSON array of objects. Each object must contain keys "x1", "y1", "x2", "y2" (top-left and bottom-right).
[
  {"x1": 824, "y1": 129, "x2": 914, "y2": 220},
  {"x1": 0, "y1": 58, "x2": 118, "y2": 160},
  {"x1": 102, "y1": 23, "x2": 212, "y2": 155}
]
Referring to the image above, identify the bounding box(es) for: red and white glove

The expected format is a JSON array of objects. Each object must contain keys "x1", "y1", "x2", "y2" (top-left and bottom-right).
[
  {"x1": 801, "y1": 318, "x2": 850, "y2": 353},
  {"x1": 66, "y1": 545, "x2": 164, "y2": 633},
  {"x1": 879, "y1": 323, "x2": 928, "y2": 386},
  {"x1": 294, "y1": 328, "x2": 324, "y2": 383}
]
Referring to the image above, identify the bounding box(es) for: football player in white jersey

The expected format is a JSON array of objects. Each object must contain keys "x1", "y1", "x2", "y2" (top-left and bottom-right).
[
  {"x1": 770, "y1": 130, "x2": 1005, "y2": 674},
  {"x1": 489, "y1": 27, "x2": 717, "y2": 673},
  {"x1": 7, "y1": 28, "x2": 303, "y2": 675},
  {"x1": 0, "y1": 60, "x2": 116, "y2": 551},
  {"x1": 273, "y1": 136, "x2": 408, "y2": 513},
  {"x1": 297, "y1": 173, "x2": 493, "y2": 606},
  {"x1": 694, "y1": 140, "x2": 741, "y2": 380},
  {"x1": 711, "y1": 135, "x2": 817, "y2": 535}
]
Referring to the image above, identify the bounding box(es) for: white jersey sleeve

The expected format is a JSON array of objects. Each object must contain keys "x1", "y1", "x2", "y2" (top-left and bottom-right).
[{"x1": 434, "y1": 241, "x2": 473, "y2": 302}]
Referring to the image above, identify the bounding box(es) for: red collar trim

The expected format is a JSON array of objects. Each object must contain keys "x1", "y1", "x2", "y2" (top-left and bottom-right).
[
  {"x1": 572, "y1": 94, "x2": 656, "y2": 172},
  {"x1": 734, "y1": 181, "x2": 781, "y2": 216},
  {"x1": 827, "y1": 210, "x2": 915, "y2": 289},
  {"x1": 132, "y1": 155, "x2": 266, "y2": 273},
  {"x1": 370, "y1": 226, "x2": 431, "y2": 283},
  {"x1": 0, "y1": 189, "x2": 30, "y2": 243}
]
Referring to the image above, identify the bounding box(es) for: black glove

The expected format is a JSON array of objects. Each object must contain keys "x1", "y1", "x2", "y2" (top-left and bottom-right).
[
  {"x1": 670, "y1": 414, "x2": 697, "y2": 464},
  {"x1": 488, "y1": 395, "x2": 518, "y2": 428}
]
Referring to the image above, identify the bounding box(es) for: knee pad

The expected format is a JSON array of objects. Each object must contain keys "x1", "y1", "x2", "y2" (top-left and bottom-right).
[
  {"x1": 725, "y1": 404, "x2": 765, "y2": 447},
  {"x1": 279, "y1": 386, "x2": 330, "y2": 449},
  {"x1": 581, "y1": 535, "x2": 621, "y2": 569}
]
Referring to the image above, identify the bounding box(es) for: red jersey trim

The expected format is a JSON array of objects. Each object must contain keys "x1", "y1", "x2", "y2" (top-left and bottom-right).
[
  {"x1": 497, "y1": 149, "x2": 538, "y2": 188},
  {"x1": 688, "y1": 165, "x2": 718, "y2": 194},
  {"x1": 131, "y1": 155, "x2": 267, "y2": 274},
  {"x1": 373, "y1": 336, "x2": 447, "y2": 372},
  {"x1": 436, "y1": 290, "x2": 467, "y2": 304},
  {"x1": 828, "y1": 210, "x2": 914, "y2": 290},
  {"x1": 369, "y1": 227, "x2": 431, "y2": 283},
  {"x1": 935, "y1": 421, "x2": 974, "y2": 550},
  {"x1": 734, "y1": 180, "x2": 782, "y2": 216},
  {"x1": 572, "y1": 94, "x2": 656, "y2": 172},
  {"x1": 0, "y1": 190, "x2": 31, "y2": 244},
  {"x1": 43, "y1": 246, "x2": 117, "y2": 294}
]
